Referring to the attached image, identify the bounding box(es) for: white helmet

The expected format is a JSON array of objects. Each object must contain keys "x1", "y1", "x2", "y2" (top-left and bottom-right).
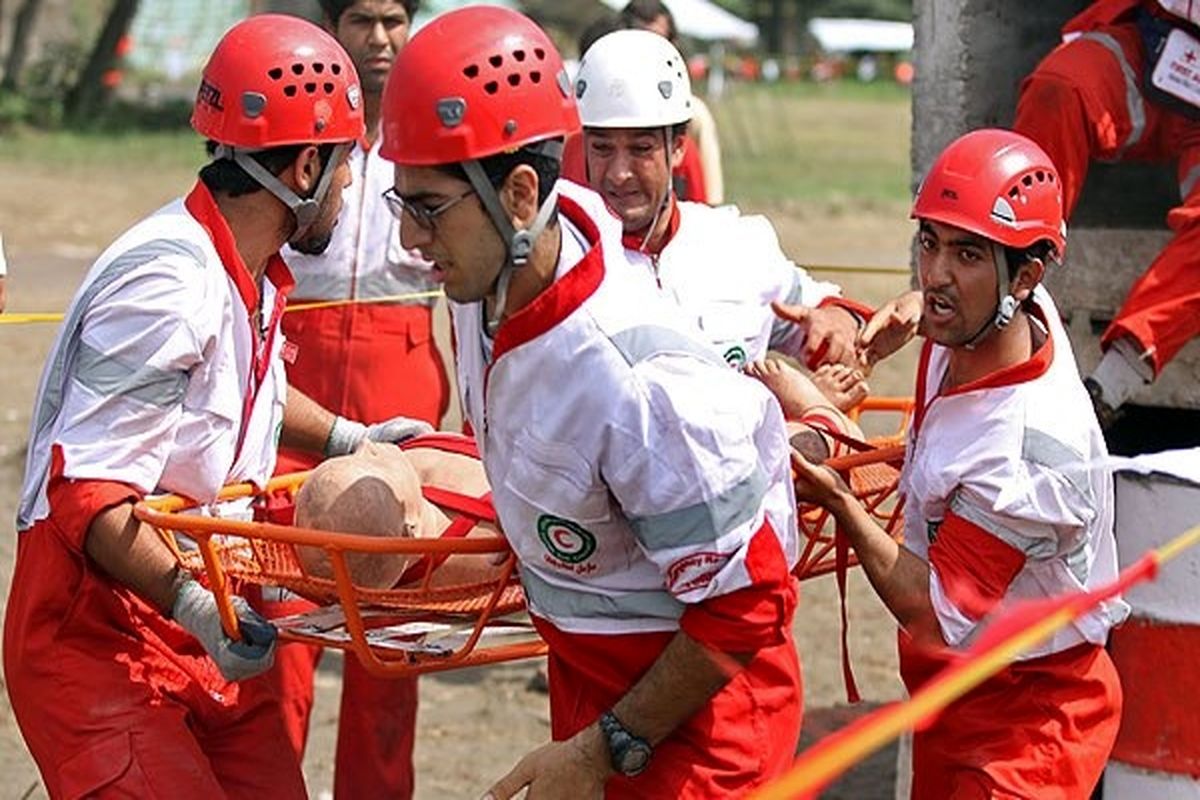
[{"x1": 575, "y1": 29, "x2": 693, "y2": 129}]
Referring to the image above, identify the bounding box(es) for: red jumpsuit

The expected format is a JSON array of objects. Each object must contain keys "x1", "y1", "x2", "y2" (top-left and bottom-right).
[
  {"x1": 266, "y1": 137, "x2": 451, "y2": 800},
  {"x1": 1015, "y1": 0, "x2": 1200, "y2": 374}
]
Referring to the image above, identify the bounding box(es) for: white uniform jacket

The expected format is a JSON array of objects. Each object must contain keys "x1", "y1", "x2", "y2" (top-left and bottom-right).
[
  {"x1": 452, "y1": 181, "x2": 799, "y2": 636},
  {"x1": 284, "y1": 137, "x2": 436, "y2": 305},
  {"x1": 18, "y1": 182, "x2": 291, "y2": 529},
  {"x1": 900, "y1": 287, "x2": 1130, "y2": 658},
  {"x1": 626, "y1": 200, "x2": 845, "y2": 367}
]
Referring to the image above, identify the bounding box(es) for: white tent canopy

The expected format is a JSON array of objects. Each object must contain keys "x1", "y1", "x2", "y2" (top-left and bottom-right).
[
  {"x1": 808, "y1": 17, "x2": 914, "y2": 54},
  {"x1": 599, "y1": 0, "x2": 758, "y2": 44}
]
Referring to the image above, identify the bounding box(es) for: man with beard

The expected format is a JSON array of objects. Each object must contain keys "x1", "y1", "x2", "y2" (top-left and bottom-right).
[
  {"x1": 3, "y1": 15, "x2": 425, "y2": 798},
  {"x1": 795, "y1": 130, "x2": 1129, "y2": 799}
]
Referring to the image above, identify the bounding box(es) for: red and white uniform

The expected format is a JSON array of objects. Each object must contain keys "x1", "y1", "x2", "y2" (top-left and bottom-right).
[
  {"x1": 4, "y1": 182, "x2": 305, "y2": 799},
  {"x1": 453, "y1": 180, "x2": 802, "y2": 796},
  {"x1": 624, "y1": 200, "x2": 868, "y2": 368},
  {"x1": 899, "y1": 288, "x2": 1129, "y2": 799},
  {"x1": 1015, "y1": 0, "x2": 1200, "y2": 374},
  {"x1": 268, "y1": 138, "x2": 450, "y2": 800}
]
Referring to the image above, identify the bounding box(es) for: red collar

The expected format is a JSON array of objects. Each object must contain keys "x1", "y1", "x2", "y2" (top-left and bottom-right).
[
  {"x1": 620, "y1": 197, "x2": 681, "y2": 255},
  {"x1": 183, "y1": 181, "x2": 295, "y2": 314},
  {"x1": 492, "y1": 194, "x2": 606, "y2": 361},
  {"x1": 912, "y1": 302, "x2": 1055, "y2": 436}
]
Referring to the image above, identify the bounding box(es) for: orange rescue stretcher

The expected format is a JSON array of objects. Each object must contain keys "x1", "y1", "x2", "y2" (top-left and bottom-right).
[{"x1": 134, "y1": 398, "x2": 913, "y2": 679}]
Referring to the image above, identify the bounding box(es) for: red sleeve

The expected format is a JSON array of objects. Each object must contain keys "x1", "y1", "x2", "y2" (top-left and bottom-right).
[
  {"x1": 679, "y1": 520, "x2": 796, "y2": 652},
  {"x1": 672, "y1": 137, "x2": 708, "y2": 204},
  {"x1": 928, "y1": 509, "x2": 1026, "y2": 621},
  {"x1": 44, "y1": 445, "x2": 142, "y2": 554},
  {"x1": 817, "y1": 294, "x2": 875, "y2": 322}
]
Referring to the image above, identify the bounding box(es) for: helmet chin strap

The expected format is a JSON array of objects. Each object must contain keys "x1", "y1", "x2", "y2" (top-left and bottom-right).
[
  {"x1": 213, "y1": 142, "x2": 351, "y2": 236},
  {"x1": 461, "y1": 141, "x2": 564, "y2": 335},
  {"x1": 962, "y1": 243, "x2": 1019, "y2": 351},
  {"x1": 635, "y1": 128, "x2": 676, "y2": 253}
]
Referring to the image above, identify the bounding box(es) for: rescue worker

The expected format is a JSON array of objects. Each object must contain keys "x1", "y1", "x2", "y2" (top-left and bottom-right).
[
  {"x1": 3, "y1": 15, "x2": 428, "y2": 798},
  {"x1": 1014, "y1": 0, "x2": 1200, "y2": 424},
  {"x1": 571, "y1": 30, "x2": 872, "y2": 373},
  {"x1": 795, "y1": 130, "x2": 1129, "y2": 798},
  {"x1": 381, "y1": 7, "x2": 802, "y2": 796},
  {"x1": 265, "y1": 3, "x2": 446, "y2": 796}
]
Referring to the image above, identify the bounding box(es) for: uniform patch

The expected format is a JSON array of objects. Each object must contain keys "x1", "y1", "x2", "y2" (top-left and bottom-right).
[
  {"x1": 537, "y1": 514, "x2": 596, "y2": 564},
  {"x1": 667, "y1": 551, "x2": 725, "y2": 594},
  {"x1": 723, "y1": 345, "x2": 747, "y2": 368}
]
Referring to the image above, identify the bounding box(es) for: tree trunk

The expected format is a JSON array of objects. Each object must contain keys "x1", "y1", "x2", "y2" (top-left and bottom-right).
[
  {"x1": 64, "y1": 0, "x2": 139, "y2": 123},
  {"x1": 2, "y1": 0, "x2": 46, "y2": 91}
]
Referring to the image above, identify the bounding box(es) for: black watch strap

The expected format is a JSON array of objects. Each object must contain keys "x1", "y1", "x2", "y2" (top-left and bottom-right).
[{"x1": 599, "y1": 710, "x2": 653, "y2": 777}]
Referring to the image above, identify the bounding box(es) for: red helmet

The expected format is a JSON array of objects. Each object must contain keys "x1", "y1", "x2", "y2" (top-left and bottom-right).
[
  {"x1": 191, "y1": 14, "x2": 364, "y2": 148},
  {"x1": 912, "y1": 129, "x2": 1066, "y2": 257},
  {"x1": 379, "y1": 6, "x2": 579, "y2": 165}
]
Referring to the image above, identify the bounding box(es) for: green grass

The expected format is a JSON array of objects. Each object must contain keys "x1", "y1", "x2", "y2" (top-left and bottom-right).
[
  {"x1": 0, "y1": 127, "x2": 203, "y2": 173},
  {"x1": 710, "y1": 80, "x2": 911, "y2": 208}
]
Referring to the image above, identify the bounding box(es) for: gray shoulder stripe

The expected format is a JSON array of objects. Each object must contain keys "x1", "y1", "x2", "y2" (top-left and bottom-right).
[
  {"x1": 1022, "y1": 428, "x2": 1094, "y2": 503},
  {"x1": 630, "y1": 467, "x2": 767, "y2": 549},
  {"x1": 75, "y1": 341, "x2": 189, "y2": 408},
  {"x1": 32, "y1": 239, "x2": 207, "y2": 445},
  {"x1": 519, "y1": 565, "x2": 684, "y2": 621},
  {"x1": 610, "y1": 325, "x2": 725, "y2": 368},
  {"x1": 949, "y1": 494, "x2": 1058, "y2": 560}
]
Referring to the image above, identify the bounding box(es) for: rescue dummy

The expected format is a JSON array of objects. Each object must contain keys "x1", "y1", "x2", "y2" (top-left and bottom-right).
[
  {"x1": 798, "y1": 129, "x2": 1129, "y2": 799},
  {"x1": 293, "y1": 440, "x2": 502, "y2": 589}
]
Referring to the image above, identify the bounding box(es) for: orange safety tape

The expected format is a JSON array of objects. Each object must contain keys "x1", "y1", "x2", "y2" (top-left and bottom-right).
[{"x1": 750, "y1": 521, "x2": 1200, "y2": 800}]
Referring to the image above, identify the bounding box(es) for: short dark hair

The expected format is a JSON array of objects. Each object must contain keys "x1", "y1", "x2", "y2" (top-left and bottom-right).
[
  {"x1": 199, "y1": 141, "x2": 336, "y2": 198},
  {"x1": 319, "y1": 0, "x2": 419, "y2": 24},
  {"x1": 578, "y1": 13, "x2": 623, "y2": 57},
  {"x1": 620, "y1": 0, "x2": 676, "y2": 41},
  {"x1": 436, "y1": 140, "x2": 564, "y2": 208},
  {"x1": 1003, "y1": 239, "x2": 1058, "y2": 279}
]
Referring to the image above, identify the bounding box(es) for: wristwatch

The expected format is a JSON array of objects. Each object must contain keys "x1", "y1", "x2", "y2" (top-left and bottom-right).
[{"x1": 599, "y1": 710, "x2": 653, "y2": 777}]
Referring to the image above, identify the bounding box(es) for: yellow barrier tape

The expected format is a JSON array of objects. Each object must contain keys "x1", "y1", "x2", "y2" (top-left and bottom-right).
[
  {"x1": 0, "y1": 289, "x2": 448, "y2": 326},
  {"x1": 751, "y1": 521, "x2": 1200, "y2": 800}
]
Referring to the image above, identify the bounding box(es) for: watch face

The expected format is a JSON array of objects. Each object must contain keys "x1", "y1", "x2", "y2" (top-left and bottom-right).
[{"x1": 619, "y1": 742, "x2": 652, "y2": 776}]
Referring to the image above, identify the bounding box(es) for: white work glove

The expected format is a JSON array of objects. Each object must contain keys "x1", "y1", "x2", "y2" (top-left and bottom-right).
[
  {"x1": 172, "y1": 579, "x2": 277, "y2": 681},
  {"x1": 324, "y1": 413, "x2": 434, "y2": 457}
]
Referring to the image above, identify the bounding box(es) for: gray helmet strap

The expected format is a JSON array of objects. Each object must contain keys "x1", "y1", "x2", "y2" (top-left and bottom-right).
[
  {"x1": 962, "y1": 242, "x2": 1018, "y2": 351},
  {"x1": 213, "y1": 142, "x2": 350, "y2": 234}
]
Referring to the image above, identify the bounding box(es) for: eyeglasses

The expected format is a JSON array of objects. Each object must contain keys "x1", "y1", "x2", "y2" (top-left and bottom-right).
[{"x1": 382, "y1": 187, "x2": 475, "y2": 232}]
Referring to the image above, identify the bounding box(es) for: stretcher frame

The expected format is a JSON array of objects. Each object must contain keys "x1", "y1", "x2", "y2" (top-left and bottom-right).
[{"x1": 135, "y1": 397, "x2": 912, "y2": 679}]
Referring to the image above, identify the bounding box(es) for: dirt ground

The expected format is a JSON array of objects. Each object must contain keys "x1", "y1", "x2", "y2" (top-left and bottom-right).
[{"x1": 0, "y1": 164, "x2": 919, "y2": 798}]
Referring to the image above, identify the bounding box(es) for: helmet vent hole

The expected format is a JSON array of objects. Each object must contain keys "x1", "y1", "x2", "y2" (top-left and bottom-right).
[
  {"x1": 284, "y1": 85, "x2": 298, "y2": 97},
  {"x1": 464, "y1": 64, "x2": 480, "y2": 79},
  {"x1": 484, "y1": 81, "x2": 499, "y2": 95},
  {"x1": 514, "y1": 49, "x2": 526, "y2": 62},
  {"x1": 324, "y1": 82, "x2": 334, "y2": 94},
  {"x1": 292, "y1": 63, "x2": 305, "y2": 75},
  {"x1": 305, "y1": 82, "x2": 317, "y2": 94},
  {"x1": 535, "y1": 48, "x2": 546, "y2": 60},
  {"x1": 331, "y1": 63, "x2": 342, "y2": 75},
  {"x1": 507, "y1": 73, "x2": 521, "y2": 87},
  {"x1": 530, "y1": 71, "x2": 542, "y2": 83},
  {"x1": 489, "y1": 55, "x2": 503, "y2": 68},
  {"x1": 1008, "y1": 187, "x2": 1020, "y2": 198},
  {"x1": 268, "y1": 67, "x2": 283, "y2": 80},
  {"x1": 313, "y1": 63, "x2": 325, "y2": 74},
  {"x1": 1022, "y1": 175, "x2": 1033, "y2": 187}
]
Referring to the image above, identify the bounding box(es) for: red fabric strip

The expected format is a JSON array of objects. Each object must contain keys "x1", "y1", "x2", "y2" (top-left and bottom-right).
[{"x1": 928, "y1": 510, "x2": 1026, "y2": 622}]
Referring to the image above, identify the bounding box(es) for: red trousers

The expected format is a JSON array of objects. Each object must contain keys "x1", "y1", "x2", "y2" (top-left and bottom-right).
[
  {"x1": 1015, "y1": 17, "x2": 1200, "y2": 374},
  {"x1": 271, "y1": 300, "x2": 448, "y2": 798},
  {"x1": 899, "y1": 638, "x2": 1122, "y2": 800},
  {"x1": 4, "y1": 528, "x2": 306, "y2": 800}
]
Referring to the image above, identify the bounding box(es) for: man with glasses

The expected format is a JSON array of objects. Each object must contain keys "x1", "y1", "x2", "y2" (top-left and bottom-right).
[
  {"x1": 262, "y1": 2, "x2": 448, "y2": 799},
  {"x1": 382, "y1": 8, "x2": 803, "y2": 796}
]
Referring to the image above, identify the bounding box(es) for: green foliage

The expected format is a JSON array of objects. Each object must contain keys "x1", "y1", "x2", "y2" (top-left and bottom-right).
[{"x1": 711, "y1": 80, "x2": 911, "y2": 207}]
